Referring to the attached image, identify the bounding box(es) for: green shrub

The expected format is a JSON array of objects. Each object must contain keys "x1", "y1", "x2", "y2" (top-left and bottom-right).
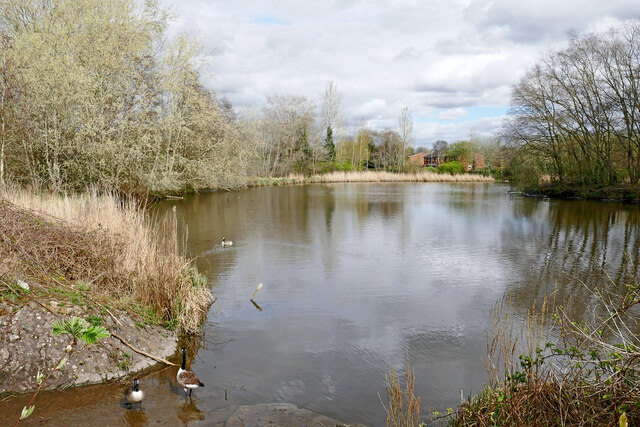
[
  {"x1": 316, "y1": 161, "x2": 354, "y2": 173},
  {"x1": 437, "y1": 161, "x2": 463, "y2": 174}
]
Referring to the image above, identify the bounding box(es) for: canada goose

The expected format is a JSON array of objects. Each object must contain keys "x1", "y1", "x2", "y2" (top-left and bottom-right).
[
  {"x1": 177, "y1": 347, "x2": 204, "y2": 397},
  {"x1": 124, "y1": 378, "x2": 144, "y2": 408},
  {"x1": 222, "y1": 237, "x2": 233, "y2": 247}
]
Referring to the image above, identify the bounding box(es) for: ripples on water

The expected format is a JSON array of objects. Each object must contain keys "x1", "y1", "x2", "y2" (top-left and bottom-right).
[{"x1": 2, "y1": 183, "x2": 638, "y2": 426}]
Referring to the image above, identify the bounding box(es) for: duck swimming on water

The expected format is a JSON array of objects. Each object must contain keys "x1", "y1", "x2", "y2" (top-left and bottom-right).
[{"x1": 124, "y1": 378, "x2": 144, "y2": 408}]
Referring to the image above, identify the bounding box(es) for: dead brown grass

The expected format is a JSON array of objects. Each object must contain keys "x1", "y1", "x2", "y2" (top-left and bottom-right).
[
  {"x1": 385, "y1": 358, "x2": 421, "y2": 427},
  {"x1": 253, "y1": 171, "x2": 495, "y2": 186},
  {"x1": 455, "y1": 283, "x2": 640, "y2": 426},
  {"x1": 309, "y1": 171, "x2": 495, "y2": 183},
  {"x1": 0, "y1": 187, "x2": 212, "y2": 334}
]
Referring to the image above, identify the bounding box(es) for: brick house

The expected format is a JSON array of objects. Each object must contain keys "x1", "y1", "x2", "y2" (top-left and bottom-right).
[
  {"x1": 408, "y1": 151, "x2": 486, "y2": 172},
  {"x1": 459, "y1": 153, "x2": 486, "y2": 172},
  {"x1": 408, "y1": 153, "x2": 429, "y2": 166}
]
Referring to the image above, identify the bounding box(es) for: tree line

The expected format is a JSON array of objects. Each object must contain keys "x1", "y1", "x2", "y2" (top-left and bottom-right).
[
  {"x1": 0, "y1": 0, "x2": 256, "y2": 195},
  {"x1": 256, "y1": 84, "x2": 416, "y2": 176},
  {"x1": 2, "y1": 0, "x2": 509, "y2": 197},
  {"x1": 505, "y1": 20, "x2": 640, "y2": 189}
]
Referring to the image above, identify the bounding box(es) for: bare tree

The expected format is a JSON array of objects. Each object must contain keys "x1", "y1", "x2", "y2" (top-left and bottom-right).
[
  {"x1": 505, "y1": 20, "x2": 640, "y2": 187},
  {"x1": 260, "y1": 94, "x2": 317, "y2": 175},
  {"x1": 432, "y1": 140, "x2": 448, "y2": 162},
  {"x1": 397, "y1": 106, "x2": 414, "y2": 171},
  {"x1": 320, "y1": 81, "x2": 342, "y2": 132},
  {"x1": 320, "y1": 81, "x2": 343, "y2": 161}
]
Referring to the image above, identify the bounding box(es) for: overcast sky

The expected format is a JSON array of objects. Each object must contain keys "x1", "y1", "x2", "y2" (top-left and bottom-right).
[{"x1": 161, "y1": 0, "x2": 638, "y2": 146}]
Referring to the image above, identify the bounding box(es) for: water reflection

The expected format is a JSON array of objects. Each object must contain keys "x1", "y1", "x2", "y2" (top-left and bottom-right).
[
  {"x1": 122, "y1": 407, "x2": 147, "y2": 426},
  {"x1": 504, "y1": 199, "x2": 640, "y2": 318},
  {"x1": 157, "y1": 184, "x2": 640, "y2": 426},
  {"x1": 1, "y1": 184, "x2": 638, "y2": 427},
  {"x1": 177, "y1": 400, "x2": 204, "y2": 424}
]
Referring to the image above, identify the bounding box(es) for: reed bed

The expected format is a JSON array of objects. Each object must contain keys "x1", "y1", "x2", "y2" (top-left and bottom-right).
[
  {"x1": 253, "y1": 171, "x2": 494, "y2": 186},
  {"x1": 0, "y1": 186, "x2": 212, "y2": 334}
]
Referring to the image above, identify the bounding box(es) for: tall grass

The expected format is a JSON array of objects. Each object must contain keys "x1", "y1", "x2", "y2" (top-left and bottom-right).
[
  {"x1": 385, "y1": 358, "x2": 421, "y2": 427},
  {"x1": 252, "y1": 170, "x2": 495, "y2": 186},
  {"x1": 456, "y1": 279, "x2": 640, "y2": 426},
  {"x1": 0, "y1": 186, "x2": 212, "y2": 334}
]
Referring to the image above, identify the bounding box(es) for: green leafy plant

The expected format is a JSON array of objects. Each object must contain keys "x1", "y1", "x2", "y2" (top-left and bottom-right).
[
  {"x1": 86, "y1": 315, "x2": 103, "y2": 327},
  {"x1": 15, "y1": 317, "x2": 110, "y2": 425},
  {"x1": 52, "y1": 316, "x2": 109, "y2": 345}
]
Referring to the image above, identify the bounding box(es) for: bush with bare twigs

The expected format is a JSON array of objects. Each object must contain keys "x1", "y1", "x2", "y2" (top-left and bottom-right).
[{"x1": 455, "y1": 278, "x2": 640, "y2": 426}]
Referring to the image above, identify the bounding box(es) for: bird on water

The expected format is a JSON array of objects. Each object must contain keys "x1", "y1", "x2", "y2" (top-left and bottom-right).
[
  {"x1": 124, "y1": 378, "x2": 144, "y2": 408},
  {"x1": 222, "y1": 236, "x2": 233, "y2": 247},
  {"x1": 177, "y1": 347, "x2": 205, "y2": 397}
]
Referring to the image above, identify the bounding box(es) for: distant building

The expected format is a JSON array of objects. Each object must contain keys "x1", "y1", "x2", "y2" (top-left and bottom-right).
[
  {"x1": 459, "y1": 153, "x2": 486, "y2": 172},
  {"x1": 407, "y1": 151, "x2": 486, "y2": 172},
  {"x1": 424, "y1": 153, "x2": 440, "y2": 167},
  {"x1": 408, "y1": 152, "x2": 429, "y2": 167}
]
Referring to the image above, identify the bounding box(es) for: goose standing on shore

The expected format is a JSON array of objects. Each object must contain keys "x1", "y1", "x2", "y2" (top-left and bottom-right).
[
  {"x1": 124, "y1": 378, "x2": 144, "y2": 408},
  {"x1": 222, "y1": 237, "x2": 233, "y2": 247},
  {"x1": 177, "y1": 347, "x2": 204, "y2": 397}
]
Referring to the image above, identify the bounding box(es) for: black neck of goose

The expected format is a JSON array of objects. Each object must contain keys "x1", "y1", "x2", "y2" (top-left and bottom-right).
[
  {"x1": 181, "y1": 350, "x2": 186, "y2": 370},
  {"x1": 133, "y1": 381, "x2": 139, "y2": 392}
]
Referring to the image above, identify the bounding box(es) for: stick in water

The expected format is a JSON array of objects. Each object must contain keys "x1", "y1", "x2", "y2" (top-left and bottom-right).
[{"x1": 251, "y1": 283, "x2": 263, "y2": 301}]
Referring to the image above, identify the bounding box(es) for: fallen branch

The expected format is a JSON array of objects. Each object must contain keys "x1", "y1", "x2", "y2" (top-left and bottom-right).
[{"x1": 110, "y1": 332, "x2": 178, "y2": 366}]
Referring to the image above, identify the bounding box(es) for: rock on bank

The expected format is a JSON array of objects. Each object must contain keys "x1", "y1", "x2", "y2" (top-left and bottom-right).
[{"x1": 0, "y1": 299, "x2": 177, "y2": 394}]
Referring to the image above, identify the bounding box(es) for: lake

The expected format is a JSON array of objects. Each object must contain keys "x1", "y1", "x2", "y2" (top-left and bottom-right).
[{"x1": 3, "y1": 182, "x2": 639, "y2": 426}]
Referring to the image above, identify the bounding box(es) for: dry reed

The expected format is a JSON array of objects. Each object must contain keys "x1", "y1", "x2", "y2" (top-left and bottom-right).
[
  {"x1": 309, "y1": 171, "x2": 495, "y2": 183},
  {"x1": 385, "y1": 358, "x2": 421, "y2": 427},
  {"x1": 253, "y1": 171, "x2": 495, "y2": 186},
  {"x1": 455, "y1": 281, "x2": 640, "y2": 426},
  {"x1": 0, "y1": 186, "x2": 212, "y2": 334}
]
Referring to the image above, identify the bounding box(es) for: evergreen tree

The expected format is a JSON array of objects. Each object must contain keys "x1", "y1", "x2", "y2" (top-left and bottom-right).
[
  {"x1": 296, "y1": 124, "x2": 312, "y2": 172},
  {"x1": 324, "y1": 126, "x2": 336, "y2": 161}
]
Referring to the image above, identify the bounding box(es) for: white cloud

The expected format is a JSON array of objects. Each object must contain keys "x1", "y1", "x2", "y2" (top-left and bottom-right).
[
  {"x1": 161, "y1": 0, "x2": 638, "y2": 145},
  {"x1": 437, "y1": 108, "x2": 467, "y2": 121}
]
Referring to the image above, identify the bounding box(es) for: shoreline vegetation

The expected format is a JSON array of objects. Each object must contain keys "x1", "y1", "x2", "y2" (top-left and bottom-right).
[
  {"x1": 386, "y1": 278, "x2": 640, "y2": 426},
  {"x1": 535, "y1": 182, "x2": 640, "y2": 203},
  {"x1": 505, "y1": 21, "x2": 640, "y2": 200},
  {"x1": 0, "y1": 186, "x2": 213, "y2": 336},
  {"x1": 251, "y1": 170, "x2": 495, "y2": 187},
  {"x1": 452, "y1": 281, "x2": 640, "y2": 426}
]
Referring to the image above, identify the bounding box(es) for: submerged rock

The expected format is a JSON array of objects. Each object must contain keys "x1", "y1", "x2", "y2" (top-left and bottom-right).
[{"x1": 201, "y1": 403, "x2": 367, "y2": 427}]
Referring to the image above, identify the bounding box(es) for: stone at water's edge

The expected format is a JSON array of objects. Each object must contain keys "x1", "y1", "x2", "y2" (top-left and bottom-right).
[
  {"x1": 0, "y1": 300, "x2": 177, "y2": 394},
  {"x1": 191, "y1": 403, "x2": 368, "y2": 427}
]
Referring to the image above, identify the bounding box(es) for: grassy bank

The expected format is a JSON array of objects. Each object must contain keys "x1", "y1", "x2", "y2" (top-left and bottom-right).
[
  {"x1": 252, "y1": 171, "x2": 495, "y2": 187},
  {"x1": 0, "y1": 187, "x2": 212, "y2": 335}
]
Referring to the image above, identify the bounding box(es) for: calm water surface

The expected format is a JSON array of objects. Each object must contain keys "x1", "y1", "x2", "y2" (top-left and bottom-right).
[{"x1": 2, "y1": 183, "x2": 639, "y2": 426}]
